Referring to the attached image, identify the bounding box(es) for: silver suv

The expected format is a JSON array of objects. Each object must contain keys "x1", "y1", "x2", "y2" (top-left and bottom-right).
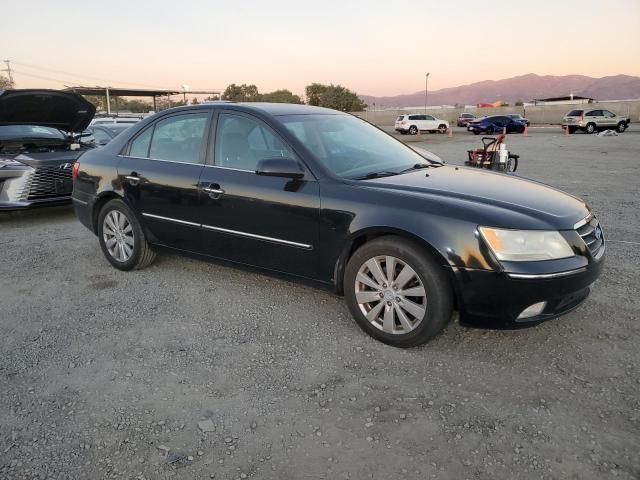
[{"x1": 562, "y1": 108, "x2": 630, "y2": 134}]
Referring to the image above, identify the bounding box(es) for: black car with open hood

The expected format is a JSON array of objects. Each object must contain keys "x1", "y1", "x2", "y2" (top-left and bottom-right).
[{"x1": 0, "y1": 89, "x2": 96, "y2": 210}]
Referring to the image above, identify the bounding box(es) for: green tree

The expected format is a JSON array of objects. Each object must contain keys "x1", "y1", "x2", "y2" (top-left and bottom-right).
[
  {"x1": 260, "y1": 89, "x2": 303, "y2": 104},
  {"x1": 0, "y1": 74, "x2": 14, "y2": 89},
  {"x1": 305, "y1": 83, "x2": 327, "y2": 106},
  {"x1": 222, "y1": 83, "x2": 260, "y2": 102},
  {"x1": 305, "y1": 83, "x2": 367, "y2": 111}
]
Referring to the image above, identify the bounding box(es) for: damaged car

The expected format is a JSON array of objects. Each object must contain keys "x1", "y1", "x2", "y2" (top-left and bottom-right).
[{"x1": 0, "y1": 89, "x2": 96, "y2": 210}]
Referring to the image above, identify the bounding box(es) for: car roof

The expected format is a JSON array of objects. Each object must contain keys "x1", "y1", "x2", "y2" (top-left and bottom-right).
[{"x1": 165, "y1": 102, "x2": 343, "y2": 117}]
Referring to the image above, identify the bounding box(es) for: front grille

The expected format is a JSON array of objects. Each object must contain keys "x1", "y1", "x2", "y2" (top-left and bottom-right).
[
  {"x1": 27, "y1": 164, "x2": 74, "y2": 200},
  {"x1": 576, "y1": 215, "x2": 604, "y2": 259}
]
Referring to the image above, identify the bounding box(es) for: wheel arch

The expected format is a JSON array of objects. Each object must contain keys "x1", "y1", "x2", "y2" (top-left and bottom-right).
[
  {"x1": 333, "y1": 227, "x2": 456, "y2": 298},
  {"x1": 91, "y1": 191, "x2": 125, "y2": 234}
]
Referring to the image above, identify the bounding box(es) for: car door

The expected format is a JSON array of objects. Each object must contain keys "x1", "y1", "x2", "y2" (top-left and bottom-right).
[
  {"x1": 601, "y1": 110, "x2": 617, "y2": 128},
  {"x1": 424, "y1": 115, "x2": 437, "y2": 131},
  {"x1": 195, "y1": 111, "x2": 321, "y2": 279},
  {"x1": 585, "y1": 110, "x2": 601, "y2": 128},
  {"x1": 117, "y1": 111, "x2": 210, "y2": 252}
]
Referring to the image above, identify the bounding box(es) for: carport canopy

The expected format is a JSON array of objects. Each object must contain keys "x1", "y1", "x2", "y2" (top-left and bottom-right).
[{"x1": 63, "y1": 86, "x2": 222, "y2": 114}]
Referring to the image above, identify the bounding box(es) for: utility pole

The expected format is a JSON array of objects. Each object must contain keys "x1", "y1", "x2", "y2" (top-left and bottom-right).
[
  {"x1": 3, "y1": 60, "x2": 14, "y2": 86},
  {"x1": 425, "y1": 72, "x2": 430, "y2": 113}
]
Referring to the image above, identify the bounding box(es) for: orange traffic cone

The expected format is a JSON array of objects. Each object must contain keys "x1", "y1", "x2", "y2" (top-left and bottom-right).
[
  {"x1": 523, "y1": 125, "x2": 529, "y2": 137},
  {"x1": 564, "y1": 125, "x2": 569, "y2": 136},
  {"x1": 503, "y1": 127, "x2": 507, "y2": 135},
  {"x1": 448, "y1": 127, "x2": 453, "y2": 137}
]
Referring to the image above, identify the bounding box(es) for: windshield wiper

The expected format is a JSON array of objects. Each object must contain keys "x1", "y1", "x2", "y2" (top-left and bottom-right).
[
  {"x1": 353, "y1": 170, "x2": 399, "y2": 180},
  {"x1": 398, "y1": 163, "x2": 441, "y2": 174}
]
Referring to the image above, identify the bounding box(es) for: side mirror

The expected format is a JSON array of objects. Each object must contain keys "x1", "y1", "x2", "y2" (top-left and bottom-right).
[
  {"x1": 256, "y1": 158, "x2": 304, "y2": 179},
  {"x1": 98, "y1": 139, "x2": 110, "y2": 146}
]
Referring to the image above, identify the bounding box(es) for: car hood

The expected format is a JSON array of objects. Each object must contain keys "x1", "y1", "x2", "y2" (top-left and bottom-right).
[
  {"x1": 365, "y1": 166, "x2": 589, "y2": 229},
  {"x1": 0, "y1": 89, "x2": 96, "y2": 133}
]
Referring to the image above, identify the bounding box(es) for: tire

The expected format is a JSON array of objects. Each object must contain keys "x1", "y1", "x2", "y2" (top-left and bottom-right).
[
  {"x1": 408, "y1": 125, "x2": 418, "y2": 135},
  {"x1": 97, "y1": 198, "x2": 156, "y2": 271},
  {"x1": 568, "y1": 126, "x2": 576, "y2": 134},
  {"x1": 473, "y1": 131, "x2": 480, "y2": 135},
  {"x1": 616, "y1": 122, "x2": 627, "y2": 133},
  {"x1": 437, "y1": 124, "x2": 447, "y2": 134},
  {"x1": 344, "y1": 237, "x2": 453, "y2": 348},
  {"x1": 585, "y1": 123, "x2": 596, "y2": 134},
  {"x1": 506, "y1": 156, "x2": 518, "y2": 173}
]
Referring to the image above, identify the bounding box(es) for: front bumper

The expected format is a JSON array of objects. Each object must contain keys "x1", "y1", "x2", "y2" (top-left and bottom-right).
[
  {"x1": 0, "y1": 164, "x2": 74, "y2": 210},
  {"x1": 452, "y1": 254, "x2": 604, "y2": 327}
]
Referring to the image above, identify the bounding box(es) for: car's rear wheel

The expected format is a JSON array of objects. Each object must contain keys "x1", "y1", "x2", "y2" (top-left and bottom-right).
[
  {"x1": 408, "y1": 125, "x2": 418, "y2": 135},
  {"x1": 344, "y1": 237, "x2": 453, "y2": 348},
  {"x1": 97, "y1": 199, "x2": 156, "y2": 271},
  {"x1": 585, "y1": 123, "x2": 596, "y2": 134},
  {"x1": 616, "y1": 122, "x2": 627, "y2": 133},
  {"x1": 437, "y1": 124, "x2": 447, "y2": 134}
]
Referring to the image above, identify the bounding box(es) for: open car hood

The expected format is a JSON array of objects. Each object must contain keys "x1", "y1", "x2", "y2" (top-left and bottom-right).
[{"x1": 0, "y1": 89, "x2": 96, "y2": 133}]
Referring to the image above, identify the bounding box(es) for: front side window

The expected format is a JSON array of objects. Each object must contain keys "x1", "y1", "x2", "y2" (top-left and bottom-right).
[
  {"x1": 279, "y1": 114, "x2": 431, "y2": 179},
  {"x1": 215, "y1": 114, "x2": 293, "y2": 171},
  {"x1": 148, "y1": 113, "x2": 208, "y2": 163},
  {"x1": 602, "y1": 110, "x2": 616, "y2": 118}
]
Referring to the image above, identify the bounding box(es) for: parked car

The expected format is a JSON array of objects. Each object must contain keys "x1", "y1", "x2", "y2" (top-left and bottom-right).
[
  {"x1": 506, "y1": 113, "x2": 530, "y2": 126},
  {"x1": 562, "y1": 109, "x2": 630, "y2": 134},
  {"x1": 90, "y1": 115, "x2": 145, "y2": 126},
  {"x1": 87, "y1": 124, "x2": 134, "y2": 146},
  {"x1": 0, "y1": 89, "x2": 96, "y2": 210},
  {"x1": 395, "y1": 114, "x2": 449, "y2": 134},
  {"x1": 457, "y1": 113, "x2": 476, "y2": 127},
  {"x1": 73, "y1": 103, "x2": 604, "y2": 348},
  {"x1": 467, "y1": 115, "x2": 526, "y2": 135}
]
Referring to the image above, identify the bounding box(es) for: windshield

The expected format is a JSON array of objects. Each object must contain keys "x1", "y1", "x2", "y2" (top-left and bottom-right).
[
  {"x1": 278, "y1": 114, "x2": 431, "y2": 179},
  {"x1": 0, "y1": 125, "x2": 65, "y2": 141}
]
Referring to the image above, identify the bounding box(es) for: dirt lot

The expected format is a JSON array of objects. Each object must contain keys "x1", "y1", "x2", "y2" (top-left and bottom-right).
[{"x1": 1, "y1": 126, "x2": 639, "y2": 480}]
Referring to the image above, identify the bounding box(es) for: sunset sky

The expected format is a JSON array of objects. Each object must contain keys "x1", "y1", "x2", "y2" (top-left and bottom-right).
[{"x1": 3, "y1": 0, "x2": 640, "y2": 98}]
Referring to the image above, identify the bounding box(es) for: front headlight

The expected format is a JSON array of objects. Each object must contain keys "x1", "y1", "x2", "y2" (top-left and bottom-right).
[{"x1": 479, "y1": 227, "x2": 574, "y2": 261}]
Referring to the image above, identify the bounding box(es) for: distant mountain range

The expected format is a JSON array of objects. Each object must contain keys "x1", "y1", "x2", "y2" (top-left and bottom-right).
[{"x1": 360, "y1": 74, "x2": 640, "y2": 107}]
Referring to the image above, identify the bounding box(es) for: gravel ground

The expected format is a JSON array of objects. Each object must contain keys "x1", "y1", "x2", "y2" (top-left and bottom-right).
[{"x1": 1, "y1": 126, "x2": 639, "y2": 479}]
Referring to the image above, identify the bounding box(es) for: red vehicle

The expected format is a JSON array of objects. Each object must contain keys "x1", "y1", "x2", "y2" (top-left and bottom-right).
[{"x1": 456, "y1": 113, "x2": 476, "y2": 127}]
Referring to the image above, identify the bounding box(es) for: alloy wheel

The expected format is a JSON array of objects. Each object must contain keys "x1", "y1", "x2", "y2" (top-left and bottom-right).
[
  {"x1": 103, "y1": 210, "x2": 135, "y2": 262},
  {"x1": 354, "y1": 255, "x2": 427, "y2": 334}
]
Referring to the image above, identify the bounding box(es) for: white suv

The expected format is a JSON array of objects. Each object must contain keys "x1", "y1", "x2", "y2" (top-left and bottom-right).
[{"x1": 395, "y1": 114, "x2": 449, "y2": 135}]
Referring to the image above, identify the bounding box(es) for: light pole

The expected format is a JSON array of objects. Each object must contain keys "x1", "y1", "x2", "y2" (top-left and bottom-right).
[{"x1": 425, "y1": 73, "x2": 430, "y2": 113}]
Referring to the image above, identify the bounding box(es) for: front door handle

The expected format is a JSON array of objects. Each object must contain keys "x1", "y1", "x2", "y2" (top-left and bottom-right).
[{"x1": 201, "y1": 183, "x2": 225, "y2": 198}]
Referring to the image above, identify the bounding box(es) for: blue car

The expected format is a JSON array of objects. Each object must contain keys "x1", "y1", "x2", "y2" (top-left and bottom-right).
[{"x1": 467, "y1": 115, "x2": 526, "y2": 135}]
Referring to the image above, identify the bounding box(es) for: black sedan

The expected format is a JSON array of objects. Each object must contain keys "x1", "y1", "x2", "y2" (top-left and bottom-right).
[
  {"x1": 72, "y1": 103, "x2": 604, "y2": 347},
  {"x1": 467, "y1": 115, "x2": 526, "y2": 135},
  {"x1": 0, "y1": 89, "x2": 95, "y2": 210}
]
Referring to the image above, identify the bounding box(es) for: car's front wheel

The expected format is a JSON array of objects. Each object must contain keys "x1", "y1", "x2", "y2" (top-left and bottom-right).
[
  {"x1": 616, "y1": 122, "x2": 627, "y2": 133},
  {"x1": 437, "y1": 124, "x2": 447, "y2": 134},
  {"x1": 97, "y1": 199, "x2": 156, "y2": 271},
  {"x1": 344, "y1": 237, "x2": 453, "y2": 348}
]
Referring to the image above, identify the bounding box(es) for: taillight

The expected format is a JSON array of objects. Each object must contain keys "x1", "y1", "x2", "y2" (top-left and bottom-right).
[{"x1": 72, "y1": 162, "x2": 80, "y2": 182}]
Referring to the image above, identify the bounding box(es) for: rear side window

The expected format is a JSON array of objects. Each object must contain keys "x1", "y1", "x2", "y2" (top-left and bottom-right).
[
  {"x1": 567, "y1": 110, "x2": 583, "y2": 116},
  {"x1": 408, "y1": 115, "x2": 420, "y2": 120},
  {"x1": 148, "y1": 113, "x2": 208, "y2": 164},
  {"x1": 129, "y1": 126, "x2": 153, "y2": 157}
]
